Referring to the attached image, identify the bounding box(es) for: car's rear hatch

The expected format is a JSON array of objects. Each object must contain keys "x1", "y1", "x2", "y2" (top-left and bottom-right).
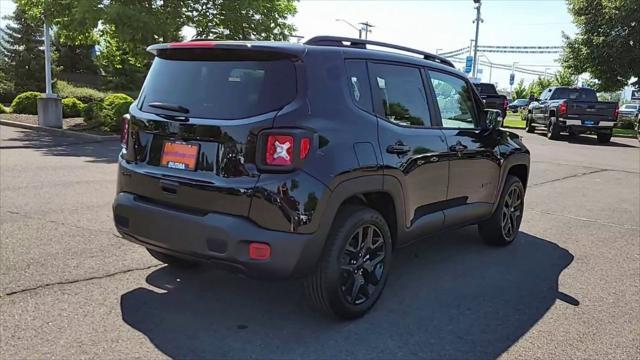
[{"x1": 119, "y1": 41, "x2": 303, "y2": 217}]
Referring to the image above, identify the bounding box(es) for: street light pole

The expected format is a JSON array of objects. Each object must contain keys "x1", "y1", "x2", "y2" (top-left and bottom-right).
[
  {"x1": 480, "y1": 54, "x2": 493, "y2": 83},
  {"x1": 471, "y1": 0, "x2": 483, "y2": 78}
]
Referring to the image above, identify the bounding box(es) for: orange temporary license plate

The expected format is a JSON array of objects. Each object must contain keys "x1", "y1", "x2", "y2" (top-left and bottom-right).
[{"x1": 160, "y1": 141, "x2": 199, "y2": 171}]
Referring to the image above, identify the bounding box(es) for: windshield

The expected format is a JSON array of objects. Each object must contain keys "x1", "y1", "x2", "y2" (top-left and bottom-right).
[
  {"x1": 550, "y1": 88, "x2": 597, "y2": 101},
  {"x1": 474, "y1": 83, "x2": 498, "y2": 95},
  {"x1": 139, "y1": 57, "x2": 296, "y2": 119},
  {"x1": 512, "y1": 99, "x2": 527, "y2": 105},
  {"x1": 621, "y1": 104, "x2": 639, "y2": 110}
]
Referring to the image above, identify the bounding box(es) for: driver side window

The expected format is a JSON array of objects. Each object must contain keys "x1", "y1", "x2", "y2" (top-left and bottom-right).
[{"x1": 428, "y1": 71, "x2": 477, "y2": 128}]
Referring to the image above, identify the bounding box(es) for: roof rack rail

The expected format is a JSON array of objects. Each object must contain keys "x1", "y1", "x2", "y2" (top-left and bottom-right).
[{"x1": 304, "y1": 36, "x2": 455, "y2": 68}]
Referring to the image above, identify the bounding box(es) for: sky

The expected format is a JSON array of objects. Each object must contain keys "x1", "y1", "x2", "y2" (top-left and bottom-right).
[{"x1": 1, "y1": 0, "x2": 577, "y2": 89}]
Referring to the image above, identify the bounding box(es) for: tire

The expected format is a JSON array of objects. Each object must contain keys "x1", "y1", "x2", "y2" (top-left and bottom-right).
[
  {"x1": 146, "y1": 248, "x2": 199, "y2": 267},
  {"x1": 525, "y1": 113, "x2": 535, "y2": 133},
  {"x1": 478, "y1": 175, "x2": 525, "y2": 246},
  {"x1": 546, "y1": 117, "x2": 561, "y2": 140},
  {"x1": 305, "y1": 205, "x2": 392, "y2": 319},
  {"x1": 597, "y1": 132, "x2": 612, "y2": 143}
]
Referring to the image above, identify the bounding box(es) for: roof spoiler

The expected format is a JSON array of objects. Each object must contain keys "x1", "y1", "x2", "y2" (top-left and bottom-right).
[{"x1": 304, "y1": 36, "x2": 455, "y2": 68}]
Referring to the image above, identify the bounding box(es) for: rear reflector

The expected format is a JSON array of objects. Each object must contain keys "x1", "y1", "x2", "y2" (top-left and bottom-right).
[
  {"x1": 249, "y1": 243, "x2": 271, "y2": 260},
  {"x1": 169, "y1": 41, "x2": 217, "y2": 48},
  {"x1": 300, "y1": 137, "x2": 311, "y2": 159},
  {"x1": 121, "y1": 114, "x2": 130, "y2": 149},
  {"x1": 266, "y1": 135, "x2": 294, "y2": 166}
]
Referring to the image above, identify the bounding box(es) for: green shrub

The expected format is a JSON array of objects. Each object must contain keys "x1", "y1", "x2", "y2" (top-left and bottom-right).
[
  {"x1": 103, "y1": 93, "x2": 134, "y2": 109},
  {"x1": 101, "y1": 95, "x2": 133, "y2": 132},
  {"x1": 0, "y1": 104, "x2": 9, "y2": 114},
  {"x1": 11, "y1": 92, "x2": 40, "y2": 114},
  {"x1": 55, "y1": 80, "x2": 106, "y2": 104},
  {"x1": 82, "y1": 101, "x2": 105, "y2": 125},
  {"x1": 616, "y1": 118, "x2": 637, "y2": 130},
  {"x1": 62, "y1": 97, "x2": 85, "y2": 118}
]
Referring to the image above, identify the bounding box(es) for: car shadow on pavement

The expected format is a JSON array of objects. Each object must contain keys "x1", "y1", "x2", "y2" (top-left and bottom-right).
[
  {"x1": 532, "y1": 131, "x2": 638, "y2": 148},
  {"x1": 120, "y1": 227, "x2": 575, "y2": 359},
  {"x1": 1, "y1": 128, "x2": 120, "y2": 163}
]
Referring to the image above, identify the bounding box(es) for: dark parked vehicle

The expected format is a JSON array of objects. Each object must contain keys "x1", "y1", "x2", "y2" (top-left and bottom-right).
[
  {"x1": 525, "y1": 87, "x2": 619, "y2": 143},
  {"x1": 473, "y1": 82, "x2": 508, "y2": 119},
  {"x1": 113, "y1": 36, "x2": 530, "y2": 319},
  {"x1": 508, "y1": 98, "x2": 530, "y2": 113}
]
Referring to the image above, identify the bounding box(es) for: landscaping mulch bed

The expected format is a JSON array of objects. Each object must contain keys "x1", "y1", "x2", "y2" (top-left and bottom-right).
[{"x1": 0, "y1": 114, "x2": 115, "y2": 136}]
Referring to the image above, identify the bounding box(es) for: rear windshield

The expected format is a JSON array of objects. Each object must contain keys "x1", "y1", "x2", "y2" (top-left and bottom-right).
[
  {"x1": 512, "y1": 99, "x2": 528, "y2": 105},
  {"x1": 550, "y1": 88, "x2": 597, "y2": 101},
  {"x1": 474, "y1": 83, "x2": 498, "y2": 95},
  {"x1": 622, "y1": 104, "x2": 638, "y2": 110},
  {"x1": 139, "y1": 57, "x2": 296, "y2": 119}
]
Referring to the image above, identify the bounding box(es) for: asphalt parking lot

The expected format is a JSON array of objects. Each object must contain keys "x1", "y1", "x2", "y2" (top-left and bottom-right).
[{"x1": 1, "y1": 124, "x2": 638, "y2": 359}]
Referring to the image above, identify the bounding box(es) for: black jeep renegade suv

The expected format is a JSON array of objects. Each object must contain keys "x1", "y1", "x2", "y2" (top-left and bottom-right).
[{"x1": 113, "y1": 36, "x2": 530, "y2": 319}]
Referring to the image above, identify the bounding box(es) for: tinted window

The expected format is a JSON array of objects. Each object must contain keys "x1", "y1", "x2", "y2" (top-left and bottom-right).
[
  {"x1": 550, "y1": 88, "x2": 597, "y2": 101},
  {"x1": 474, "y1": 83, "x2": 498, "y2": 95},
  {"x1": 369, "y1": 63, "x2": 430, "y2": 127},
  {"x1": 140, "y1": 57, "x2": 296, "y2": 119},
  {"x1": 429, "y1": 71, "x2": 477, "y2": 128},
  {"x1": 345, "y1": 60, "x2": 373, "y2": 112}
]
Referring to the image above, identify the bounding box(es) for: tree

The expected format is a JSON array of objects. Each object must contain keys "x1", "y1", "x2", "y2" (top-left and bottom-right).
[
  {"x1": 553, "y1": 68, "x2": 578, "y2": 87},
  {"x1": 16, "y1": 0, "x2": 298, "y2": 90},
  {"x1": 561, "y1": 0, "x2": 640, "y2": 91},
  {"x1": 0, "y1": 5, "x2": 46, "y2": 95},
  {"x1": 526, "y1": 77, "x2": 554, "y2": 98},
  {"x1": 185, "y1": 0, "x2": 297, "y2": 40},
  {"x1": 512, "y1": 79, "x2": 527, "y2": 99}
]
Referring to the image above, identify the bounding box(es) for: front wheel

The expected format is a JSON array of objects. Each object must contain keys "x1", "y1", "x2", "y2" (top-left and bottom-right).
[
  {"x1": 525, "y1": 114, "x2": 535, "y2": 133},
  {"x1": 305, "y1": 205, "x2": 392, "y2": 319},
  {"x1": 478, "y1": 175, "x2": 525, "y2": 246}
]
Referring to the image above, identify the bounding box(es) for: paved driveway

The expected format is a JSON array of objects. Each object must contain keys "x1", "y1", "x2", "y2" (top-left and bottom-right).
[{"x1": 1, "y1": 125, "x2": 638, "y2": 359}]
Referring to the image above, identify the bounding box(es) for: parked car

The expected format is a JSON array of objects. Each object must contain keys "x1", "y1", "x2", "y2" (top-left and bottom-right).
[
  {"x1": 113, "y1": 36, "x2": 530, "y2": 319},
  {"x1": 617, "y1": 103, "x2": 640, "y2": 122},
  {"x1": 473, "y1": 82, "x2": 508, "y2": 119},
  {"x1": 525, "y1": 87, "x2": 619, "y2": 143},
  {"x1": 508, "y1": 98, "x2": 531, "y2": 113}
]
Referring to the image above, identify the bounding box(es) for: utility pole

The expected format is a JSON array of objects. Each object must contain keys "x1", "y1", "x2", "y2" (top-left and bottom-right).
[
  {"x1": 471, "y1": 0, "x2": 483, "y2": 78},
  {"x1": 359, "y1": 22, "x2": 375, "y2": 40},
  {"x1": 480, "y1": 54, "x2": 493, "y2": 83}
]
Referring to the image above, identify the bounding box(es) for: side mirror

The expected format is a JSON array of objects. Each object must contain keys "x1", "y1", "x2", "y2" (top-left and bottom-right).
[{"x1": 484, "y1": 109, "x2": 503, "y2": 130}]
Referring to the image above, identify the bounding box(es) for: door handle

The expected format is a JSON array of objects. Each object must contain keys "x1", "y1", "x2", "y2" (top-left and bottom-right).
[
  {"x1": 449, "y1": 143, "x2": 468, "y2": 153},
  {"x1": 386, "y1": 143, "x2": 411, "y2": 155}
]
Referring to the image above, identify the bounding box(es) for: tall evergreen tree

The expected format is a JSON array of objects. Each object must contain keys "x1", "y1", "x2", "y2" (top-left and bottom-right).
[{"x1": 0, "y1": 6, "x2": 45, "y2": 94}]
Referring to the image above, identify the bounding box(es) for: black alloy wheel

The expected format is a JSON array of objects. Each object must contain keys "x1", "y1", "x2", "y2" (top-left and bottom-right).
[{"x1": 339, "y1": 224, "x2": 386, "y2": 305}]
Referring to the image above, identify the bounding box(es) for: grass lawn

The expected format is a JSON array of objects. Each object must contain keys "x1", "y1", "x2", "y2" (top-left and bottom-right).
[
  {"x1": 501, "y1": 112, "x2": 638, "y2": 138},
  {"x1": 503, "y1": 113, "x2": 525, "y2": 129}
]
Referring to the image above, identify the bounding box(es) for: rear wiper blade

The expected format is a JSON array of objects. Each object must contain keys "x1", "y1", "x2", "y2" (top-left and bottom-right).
[{"x1": 148, "y1": 102, "x2": 190, "y2": 114}]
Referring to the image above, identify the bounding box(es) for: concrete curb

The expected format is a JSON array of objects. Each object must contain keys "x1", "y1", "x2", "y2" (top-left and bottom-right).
[
  {"x1": 501, "y1": 124, "x2": 636, "y2": 138},
  {"x1": 0, "y1": 119, "x2": 119, "y2": 141}
]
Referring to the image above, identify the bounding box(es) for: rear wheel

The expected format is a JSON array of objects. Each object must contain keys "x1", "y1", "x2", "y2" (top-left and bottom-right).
[
  {"x1": 546, "y1": 117, "x2": 561, "y2": 140},
  {"x1": 146, "y1": 248, "x2": 199, "y2": 267},
  {"x1": 305, "y1": 205, "x2": 392, "y2": 319},
  {"x1": 478, "y1": 175, "x2": 525, "y2": 246},
  {"x1": 597, "y1": 131, "x2": 612, "y2": 143}
]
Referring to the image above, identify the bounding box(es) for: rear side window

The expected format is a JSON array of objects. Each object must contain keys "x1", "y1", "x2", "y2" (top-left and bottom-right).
[
  {"x1": 474, "y1": 83, "x2": 498, "y2": 95},
  {"x1": 369, "y1": 63, "x2": 431, "y2": 127},
  {"x1": 429, "y1": 71, "x2": 477, "y2": 128},
  {"x1": 345, "y1": 60, "x2": 373, "y2": 112},
  {"x1": 140, "y1": 57, "x2": 296, "y2": 119}
]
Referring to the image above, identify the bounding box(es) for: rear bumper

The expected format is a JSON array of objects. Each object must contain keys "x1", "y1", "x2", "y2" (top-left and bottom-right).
[
  {"x1": 113, "y1": 192, "x2": 322, "y2": 279},
  {"x1": 559, "y1": 118, "x2": 615, "y2": 132}
]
